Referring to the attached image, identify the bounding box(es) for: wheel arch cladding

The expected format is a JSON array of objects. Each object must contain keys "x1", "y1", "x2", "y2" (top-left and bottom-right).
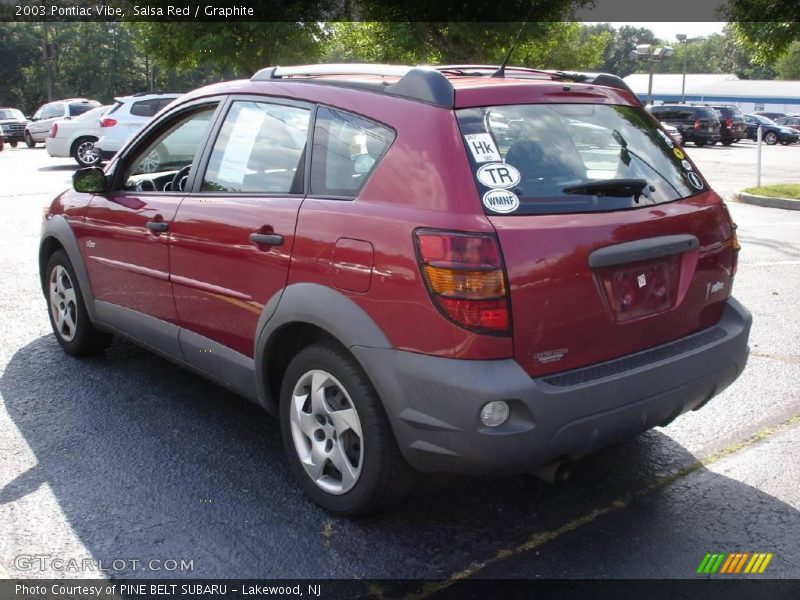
[
  {"x1": 39, "y1": 216, "x2": 98, "y2": 322},
  {"x1": 255, "y1": 283, "x2": 392, "y2": 413}
]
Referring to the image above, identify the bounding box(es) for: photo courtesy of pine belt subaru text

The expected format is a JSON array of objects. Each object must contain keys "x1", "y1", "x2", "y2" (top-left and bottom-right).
[{"x1": 39, "y1": 63, "x2": 752, "y2": 516}]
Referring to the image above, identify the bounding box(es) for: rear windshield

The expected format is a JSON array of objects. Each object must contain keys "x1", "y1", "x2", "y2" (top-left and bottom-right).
[
  {"x1": 714, "y1": 106, "x2": 743, "y2": 119},
  {"x1": 457, "y1": 104, "x2": 705, "y2": 216},
  {"x1": 68, "y1": 102, "x2": 100, "y2": 116},
  {"x1": 0, "y1": 109, "x2": 25, "y2": 120}
]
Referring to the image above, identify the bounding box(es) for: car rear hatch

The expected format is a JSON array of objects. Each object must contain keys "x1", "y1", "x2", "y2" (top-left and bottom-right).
[
  {"x1": 695, "y1": 107, "x2": 721, "y2": 135},
  {"x1": 456, "y1": 102, "x2": 739, "y2": 377}
]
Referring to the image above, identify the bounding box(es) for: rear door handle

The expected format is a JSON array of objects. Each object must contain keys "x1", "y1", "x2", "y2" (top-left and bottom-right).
[
  {"x1": 146, "y1": 221, "x2": 169, "y2": 232},
  {"x1": 250, "y1": 233, "x2": 284, "y2": 246}
]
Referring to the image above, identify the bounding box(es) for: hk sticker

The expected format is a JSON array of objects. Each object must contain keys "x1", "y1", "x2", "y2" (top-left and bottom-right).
[
  {"x1": 482, "y1": 189, "x2": 520, "y2": 213},
  {"x1": 681, "y1": 159, "x2": 693, "y2": 171},
  {"x1": 673, "y1": 147, "x2": 685, "y2": 160},
  {"x1": 476, "y1": 163, "x2": 521, "y2": 189},
  {"x1": 686, "y1": 171, "x2": 704, "y2": 190},
  {"x1": 464, "y1": 133, "x2": 501, "y2": 163}
]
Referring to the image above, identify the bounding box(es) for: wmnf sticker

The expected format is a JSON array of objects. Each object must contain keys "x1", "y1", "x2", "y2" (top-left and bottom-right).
[
  {"x1": 464, "y1": 133, "x2": 501, "y2": 163},
  {"x1": 476, "y1": 163, "x2": 521, "y2": 189},
  {"x1": 482, "y1": 189, "x2": 520, "y2": 213}
]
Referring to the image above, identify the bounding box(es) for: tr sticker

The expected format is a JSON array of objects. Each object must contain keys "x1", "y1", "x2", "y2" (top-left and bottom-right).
[
  {"x1": 476, "y1": 163, "x2": 521, "y2": 189},
  {"x1": 464, "y1": 133, "x2": 501, "y2": 163},
  {"x1": 482, "y1": 189, "x2": 520, "y2": 213},
  {"x1": 673, "y1": 147, "x2": 685, "y2": 160},
  {"x1": 686, "y1": 171, "x2": 704, "y2": 190}
]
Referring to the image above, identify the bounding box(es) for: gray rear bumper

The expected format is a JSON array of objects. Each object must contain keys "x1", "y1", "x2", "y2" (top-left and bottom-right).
[{"x1": 352, "y1": 298, "x2": 752, "y2": 474}]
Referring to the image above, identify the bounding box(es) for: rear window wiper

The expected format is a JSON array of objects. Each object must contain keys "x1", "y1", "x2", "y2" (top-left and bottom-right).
[{"x1": 563, "y1": 178, "x2": 650, "y2": 201}]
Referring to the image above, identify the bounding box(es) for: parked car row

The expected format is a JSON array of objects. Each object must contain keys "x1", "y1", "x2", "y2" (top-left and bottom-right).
[
  {"x1": 744, "y1": 113, "x2": 800, "y2": 145},
  {"x1": 1, "y1": 92, "x2": 180, "y2": 164},
  {"x1": 646, "y1": 104, "x2": 742, "y2": 146}
]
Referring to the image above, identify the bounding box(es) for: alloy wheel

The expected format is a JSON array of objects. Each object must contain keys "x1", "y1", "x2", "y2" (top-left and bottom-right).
[
  {"x1": 49, "y1": 265, "x2": 78, "y2": 342},
  {"x1": 289, "y1": 369, "x2": 364, "y2": 495}
]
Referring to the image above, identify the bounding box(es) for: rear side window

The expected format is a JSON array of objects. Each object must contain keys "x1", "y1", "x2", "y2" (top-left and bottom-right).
[
  {"x1": 68, "y1": 102, "x2": 98, "y2": 116},
  {"x1": 650, "y1": 107, "x2": 692, "y2": 120},
  {"x1": 457, "y1": 103, "x2": 704, "y2": 216},
  {"x1": 310, "y1": 107, "x2": 395, "y2": 198},
  {"x1": 130, "y1": 98, "x2": 175, "y2": 118}
]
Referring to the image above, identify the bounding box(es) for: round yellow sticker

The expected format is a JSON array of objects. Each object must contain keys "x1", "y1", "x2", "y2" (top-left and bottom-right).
[{"x1": 673, "y1": 147, "x2": 685, "y2": 160}]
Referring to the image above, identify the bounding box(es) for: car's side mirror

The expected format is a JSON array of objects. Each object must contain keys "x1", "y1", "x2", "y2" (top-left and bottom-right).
[{"x1": 73, "y1": 167, "x2": 108, "y2": 194}]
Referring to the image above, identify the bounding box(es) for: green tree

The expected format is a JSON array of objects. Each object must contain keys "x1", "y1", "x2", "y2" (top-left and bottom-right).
[
  {"x1": 0, "y1": 23, "x2": 43, "y2": 113},
  {"x1": 581, "y1": 25, "x2": 658, "y2": 77},
  {"x1": 132, "y1": 22, "x2": 328, "y2": 79},
  {"x1": 775, "y1": 41, "x2": 800, "y2": 79},
  {"x1": 725, "y1": 1, "x2": 800, "y2": 63},
  {"x1": 323, "y1": 22, "x2": 610, "y2": 70}
]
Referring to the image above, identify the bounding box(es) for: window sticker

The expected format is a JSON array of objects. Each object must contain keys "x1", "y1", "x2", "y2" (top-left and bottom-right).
[
  {"x1": 686, "y1": 171, "x2": 704, "y2": 190},
  {"x1": 217, "y1": 105, "x2": 265, "y2": 184},
  {"x1": 657, "y1": 129, "x2": 674, "y2": 148},
  {"x1": 482, "y1": 189, "x2": 520, "y2": 213},
  {"x1": 464, "y1": 133, "x2": 501, "y2": 163},
  {"x1": 681, "y1": 159, "x2": 693, "y2": 171},
  {"x1": 476, "y1": 163, "x2": 521, "y2": 189},
  {"x1": 673, "y1": 147, "x2": 685, "y2": 160}
]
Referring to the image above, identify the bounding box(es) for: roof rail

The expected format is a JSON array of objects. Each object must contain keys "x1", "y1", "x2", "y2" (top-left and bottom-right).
[
  {"x1": 249, "y1": 63, "x2": 637, "y2": 107},
  {"x1": 132, "y1": 91, "x2": 180, "y2": 97},
  {"x1": 251, "y1": 63, "x2": 455, "y2": 108}
]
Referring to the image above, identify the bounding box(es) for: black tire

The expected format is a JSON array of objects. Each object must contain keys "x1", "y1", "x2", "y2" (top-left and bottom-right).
[
  {"x1": 695, "y1": 140, "x2": 706, "y2": 147},
  {"x1": 72, "y1": 137, "x2": 100, "y2": 167},
  {"x1": 10, "y1": 141, "x2": 18, "y2": 148},
  {"x1": 44, "y1": 250, "x2": 113, "y2": 356},
  {"x1": 279, "y1": 342, "x2": 414, "y2": 516},
  {"x1": 765, "y1": 131, "x2": 778, "y2": 145},
  {"x1": 722, "y1": 140, "x2": 734, "y2": 146},
  {"x1": 25, "y1": 131, "x2": 36, "y2": 148}
]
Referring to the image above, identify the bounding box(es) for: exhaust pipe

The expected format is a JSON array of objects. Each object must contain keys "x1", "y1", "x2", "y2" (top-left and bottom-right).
[{"x1": 534, "y1": 459, "x2": 571, "y2": 484}]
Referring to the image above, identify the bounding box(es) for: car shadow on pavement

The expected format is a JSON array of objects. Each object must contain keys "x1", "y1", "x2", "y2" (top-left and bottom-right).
[{"x1": 2, "y1": 334, "x2": 798, "y2": 581}]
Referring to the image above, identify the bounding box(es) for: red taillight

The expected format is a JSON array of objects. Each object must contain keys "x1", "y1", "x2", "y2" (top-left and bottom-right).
[
  {"x1": 414, "y1": 229, "x2": 510, "y2": 334},
  {"x1": 100, "y1": 118, "x2": 117, "y2": 128},
  {"x1": 694, "y1": 119, "x2": 702, "y2": 130},
  {"x1": 49, "y1": 123, "x2": 58, "y2": 138},
  {"x1": 726, "y1": 118, "x2": 733, "y2": 128}
]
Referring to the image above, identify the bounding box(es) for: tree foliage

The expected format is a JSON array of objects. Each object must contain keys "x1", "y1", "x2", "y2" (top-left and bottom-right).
[
  {"x1": 322, "y1": 22, "x2": 611, "y2": 70},
  {"x1": 131, "y1": 22, "x2": 328, "y2": 78},
  {"x1": 724, "y1": 0, "x2": 800, "y2": 63}
]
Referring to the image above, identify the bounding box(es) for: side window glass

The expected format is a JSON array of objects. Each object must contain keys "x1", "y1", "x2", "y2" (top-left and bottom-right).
[
  {"x1": 121, "y1": 106, "x2": 217, "y2": 192},
  {"x1": 310, "y1": 107, "x2": 395, "y2": 197},
  {"x1": 202, "y1": 101, "x2": 310, "y2": 194}
]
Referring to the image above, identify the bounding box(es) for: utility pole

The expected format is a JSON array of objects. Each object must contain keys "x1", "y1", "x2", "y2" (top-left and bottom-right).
[{"x1": 42, "y1": 22, "x2": 53, "y2": 102}]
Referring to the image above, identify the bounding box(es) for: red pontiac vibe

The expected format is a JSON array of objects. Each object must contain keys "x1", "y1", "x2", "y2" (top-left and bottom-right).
[{"x1": 39, "y1": 64, "x2": 751, "y2": 515}]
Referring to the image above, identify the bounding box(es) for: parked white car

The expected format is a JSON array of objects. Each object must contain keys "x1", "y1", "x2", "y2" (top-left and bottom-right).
[
  {"x1": 95, "y1": 92, "x2": 180, "y2": 161},
  {"x1": 25, "y1": 98, "x2": 101, "y2": 147},
  {"x1": 45, "y1": 105, "x2": 110, "y2": 166}
]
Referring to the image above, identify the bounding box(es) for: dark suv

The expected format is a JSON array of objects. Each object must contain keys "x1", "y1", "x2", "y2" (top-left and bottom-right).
[
  {"x1": 40, "y1": 64, "x2": 751, "y2": 515},
  {"x1": 648, "y1": 104, "x2": 721, "y2": 146},
  {"x1": 0, "y1": 108, "x2": 29, "y2": 148},
  {"x1": 709, "y1": 105, "x2": 746, "y2": 145}
]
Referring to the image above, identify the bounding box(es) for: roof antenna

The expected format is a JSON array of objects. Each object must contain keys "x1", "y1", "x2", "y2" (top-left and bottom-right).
[{"x1": 493, "y1": 3, "x2": 536, "y2": 78}]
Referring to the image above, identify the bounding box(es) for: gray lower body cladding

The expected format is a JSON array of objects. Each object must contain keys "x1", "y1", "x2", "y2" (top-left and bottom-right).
[{"x1": 352, "y1": 298, "x2": 751, "y2": 475}]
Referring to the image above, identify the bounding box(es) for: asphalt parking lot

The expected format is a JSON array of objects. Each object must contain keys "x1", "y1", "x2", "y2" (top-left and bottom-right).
[{"x1": 0, "y1": 142, "x2": 798, "y2": 588}]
